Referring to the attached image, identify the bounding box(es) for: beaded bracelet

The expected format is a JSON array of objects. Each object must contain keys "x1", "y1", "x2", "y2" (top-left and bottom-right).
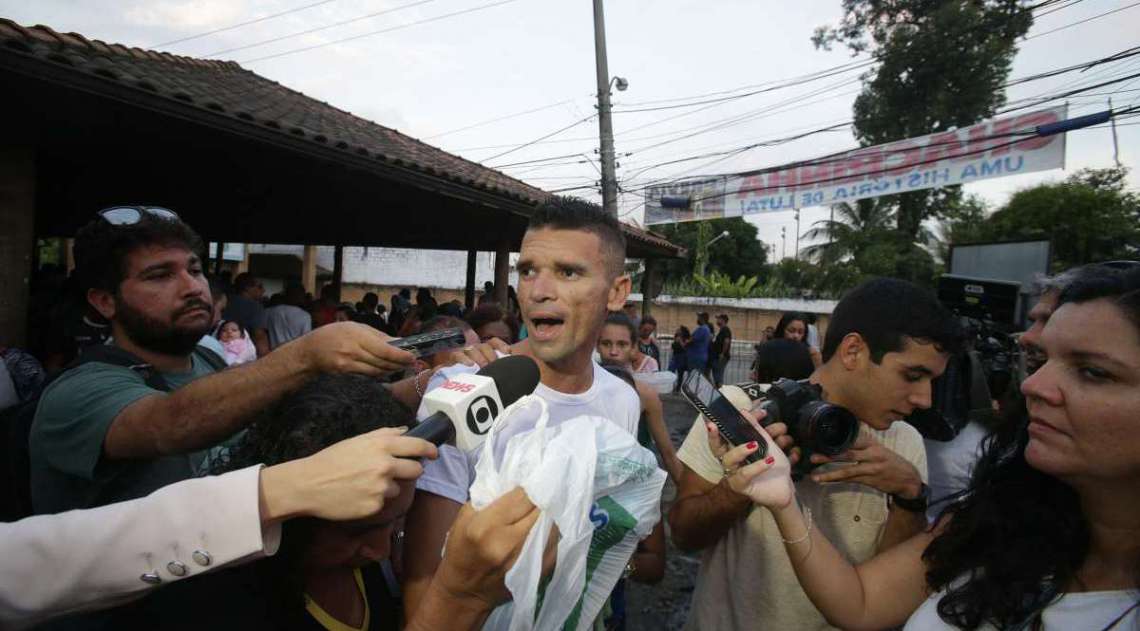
[{"x1": 782, "y1": 507, "x2": 813, "y2": 545}]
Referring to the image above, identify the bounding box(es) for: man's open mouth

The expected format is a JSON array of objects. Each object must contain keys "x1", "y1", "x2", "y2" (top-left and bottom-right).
[{"x1": 530, "y1": 316, "x2": 565, "y2": 340}]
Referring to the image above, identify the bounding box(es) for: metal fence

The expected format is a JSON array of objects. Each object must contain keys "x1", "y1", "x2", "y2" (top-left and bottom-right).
[{"x1": 655, "y1": 336, "x2": 757, "y2": 386}]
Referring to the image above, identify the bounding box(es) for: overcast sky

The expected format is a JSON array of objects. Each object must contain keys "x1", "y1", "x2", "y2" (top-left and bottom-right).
[{"x1": 3, "y1": 0, "x2": 1137, "y2": 259}]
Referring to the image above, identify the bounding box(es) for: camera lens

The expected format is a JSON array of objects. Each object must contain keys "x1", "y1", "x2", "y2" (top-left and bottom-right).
[{"x1": 798, "y1": 402, "x2": 859, "y2": 456}]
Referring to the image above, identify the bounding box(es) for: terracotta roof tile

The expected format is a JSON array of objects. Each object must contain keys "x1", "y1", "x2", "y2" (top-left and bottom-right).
[{"x1": 0, "y1": 18, "x2": 548, "y2": 204}]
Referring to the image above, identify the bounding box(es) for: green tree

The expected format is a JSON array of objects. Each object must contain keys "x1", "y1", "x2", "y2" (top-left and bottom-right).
[
  {"x1": 655, "y1": 218, "x2": 769, "y2": 285},
  {"x1": 933, "y1": 194, "x2": 991, "y2": 265},
  {"x1": 800, "y1": 199, "x2": 895, "y2": 264},
  {"x1": 814, "y1": 0, "x2": 1033, "y2": 239},
  {"x1": 984, "y1": 168, "x2": 1140, "y2": 271}
]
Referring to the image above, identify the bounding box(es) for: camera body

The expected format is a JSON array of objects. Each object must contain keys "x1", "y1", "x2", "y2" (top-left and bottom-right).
[{"x1": 752, "y1": 378, "x2": 860, "y2": 477}]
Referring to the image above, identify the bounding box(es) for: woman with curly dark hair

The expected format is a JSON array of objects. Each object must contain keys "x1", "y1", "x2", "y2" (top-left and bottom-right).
[{"x1": 731, "y1": 266, "x2": 1140, "y2": 630}]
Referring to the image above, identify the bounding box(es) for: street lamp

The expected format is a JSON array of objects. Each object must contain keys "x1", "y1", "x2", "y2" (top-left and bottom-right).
[{"x1": 695, "y1": 229, "x2": 731, "y2": 277}]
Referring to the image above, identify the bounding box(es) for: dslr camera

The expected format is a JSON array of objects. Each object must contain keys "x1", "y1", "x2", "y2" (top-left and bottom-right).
[{"x1": 744, "y1": 379, "x2": 860, "y2": 478}]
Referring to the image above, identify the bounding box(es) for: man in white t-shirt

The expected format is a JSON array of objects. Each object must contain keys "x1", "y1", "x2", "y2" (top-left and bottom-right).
[
  {"x1": 401, "y1": 197, "x2": 642, "y2": 619},
  {"x1": 669, "y1": 277, "x2": 964, "y2": 631}
]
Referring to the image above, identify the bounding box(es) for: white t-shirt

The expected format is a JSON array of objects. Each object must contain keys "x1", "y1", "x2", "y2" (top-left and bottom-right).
[
  {"x1": 415, "y1": 359, "x2": 642, "y2": 504},
  {"x1": 924, "y1": 421, "x2": 988, "y2": 524},
  {"x1": 906, "y1": 587, "x2": 1139, "y2": 630}
]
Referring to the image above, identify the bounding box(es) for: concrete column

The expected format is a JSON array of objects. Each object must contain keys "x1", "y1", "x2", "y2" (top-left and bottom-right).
[
  {"x1": 464, "y1": 249, "x2": 477, "y2": 311},
  {"x1": 494, "y1": 239, "x2": 509, "y2": 306},
  {"x1": 302, "y1": 245, "x2": 318, "y2": 296},
  {"x1": 640, "y1": 258, "x2": 657, "y2": 318},
  {"x1": 0, "y1": 146, "x2": 35, "y2": 348},
  {"x1": 235, "y1": 244, "x2": 250, "y2": 275},
  {"x1": 213, "y1": 241, "x2": 225, "y2": 275},
  {"x1": 64, "y1": 238, "x2": 75, "y2": 274},
  {"x1": 332, "y1": 244, "x2": 344, "y2": 302}
]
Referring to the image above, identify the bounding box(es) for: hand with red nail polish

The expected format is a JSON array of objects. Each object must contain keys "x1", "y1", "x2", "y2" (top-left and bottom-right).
[{"x1": 712, "y1": 413, "x2": 794, "y2": 509}]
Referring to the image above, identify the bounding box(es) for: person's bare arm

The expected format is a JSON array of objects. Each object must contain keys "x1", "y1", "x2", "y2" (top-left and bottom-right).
[
  {"x1": 406, "y1": 488, "x2": 547, "y2": 631},
  {"x1": 768, "y1": 500, "x2": 933, "y2": 630},
  {"x1": 402, "y1": 491, "x2": 463, "y2": 621},
  {"x1": 668, "y1": 464, "x2": 753, "y2": 552},
  {"x1": 104, "y1": 323, "x2": 414, "y2": 459},
  {"x1": 635, "y1": 382, "x2": 682, "y2": 482},
  {"x1": 251, "y1": 328, "x2": 270, "y2": 358},
  {"x1": 630, "y1": 521, "x2": 665, "y2": 584},
  {"x1": 877, "y1": 503, "x2": 927, "y2": 553}
]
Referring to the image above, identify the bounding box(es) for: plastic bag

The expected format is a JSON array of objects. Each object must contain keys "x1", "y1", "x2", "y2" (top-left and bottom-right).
[{"x1": 469, "y1": 395, "x2": 666, "y2": 631}]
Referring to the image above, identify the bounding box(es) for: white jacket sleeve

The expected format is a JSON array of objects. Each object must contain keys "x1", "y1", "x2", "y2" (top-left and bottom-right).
[{"x1": 0, "y1": 465, "x2": 282, "y2": 630}]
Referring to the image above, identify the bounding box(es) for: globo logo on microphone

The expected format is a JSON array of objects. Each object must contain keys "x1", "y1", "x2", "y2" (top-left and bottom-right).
[{"x1": 465, "y1": 395, "x2": 499, "y2": 435}]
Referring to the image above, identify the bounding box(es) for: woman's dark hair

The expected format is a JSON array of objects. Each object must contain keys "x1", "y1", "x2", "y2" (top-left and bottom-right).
[
  {"x1": 773, "y1": 312, "x2": 809, "y2": 345},
  {"x1": 465, "y1": 304, "x2": 519, "y2": 343},
  {"x1": 752, "y1": 338, "x2": 814, "y2": 382},
  {"x1": 923, "y1": 266, "x2": 1140, "y2": 629},
  {"x1": 214, "y1": 374, "x2": 414, "y2": 626},
  {"x1": 214, "y1": 319, "x2": 245, "y2": 339},
  {"x1": 676, "y1": 325, "x2": 691, "y2": 341},
  {"x1": 604, "y1": 312, "x2": 637, "y2": 343}
]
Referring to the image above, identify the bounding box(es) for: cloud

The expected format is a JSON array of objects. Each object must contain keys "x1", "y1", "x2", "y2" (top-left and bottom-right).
[{"x1": 124, "y1": 0, "x2": 246, "y2": 30}]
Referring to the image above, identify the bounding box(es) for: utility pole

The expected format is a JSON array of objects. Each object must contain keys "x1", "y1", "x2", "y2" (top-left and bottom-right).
[
  {"x1": 781, "y1": 226, "x2": 787, "y2": 260},
  {"x1": 1109, "y1": 98, "x2": 1122, "y2": 168},
  {"x1": 793, "y1": 210, "x2": 801, "y2": 260},
  {"x1": 592, "y1": 0, "x2": 619, "y2": 217}
]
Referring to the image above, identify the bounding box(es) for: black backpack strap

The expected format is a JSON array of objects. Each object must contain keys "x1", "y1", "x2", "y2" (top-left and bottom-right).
[
  {"x1": 192, "y1": 346, "x2": 228, "y2": 372},
  {"x1": 70, "y1": 345, "x2": 169, "y2": 391}
]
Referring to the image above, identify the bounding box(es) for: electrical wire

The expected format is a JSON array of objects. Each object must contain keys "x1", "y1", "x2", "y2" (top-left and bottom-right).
[
  {"x1": 1024, "y1": 0, "x2": 1140, "y2": 40},
  {"x1": 152, "y1": 0, "x2": 342, "y2": 48},
  {"x1": 236, "y1": 0, "x2": 520, "y2": 64}
]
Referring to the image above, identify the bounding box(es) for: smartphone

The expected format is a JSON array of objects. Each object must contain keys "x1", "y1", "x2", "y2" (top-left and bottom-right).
[
  {"x1": 680, "y1": 371, "x2": 767, "y2": 463},
  {"x1": 389, "y1": 327, "x2": 467, "y2": 358}
]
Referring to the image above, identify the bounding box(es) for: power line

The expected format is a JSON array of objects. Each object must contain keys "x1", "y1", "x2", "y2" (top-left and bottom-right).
[
  {"x1": 1024, "y1": 0, "x2": 1140, "y2": 40},
  {"x1": 152, "y1": 0, "x2": 342, "y2": 48},
  {"x1": 207, "y1": 0, "x2": 446, "y2": 57},
  {"x1": 427, "y1": 98, "x2": 583, "y2": 139},
  {"x1": 480, "y1": 114, "x2": 595, "y2": 164},
  {"x1": 237, "y1": 0, "x2": 520, "y2": 64}
]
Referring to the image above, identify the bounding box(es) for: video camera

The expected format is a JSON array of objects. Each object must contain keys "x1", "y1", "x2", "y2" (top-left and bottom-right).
[{"x1": 907, "y1": 275, "x2": 1024, "y2": 441}]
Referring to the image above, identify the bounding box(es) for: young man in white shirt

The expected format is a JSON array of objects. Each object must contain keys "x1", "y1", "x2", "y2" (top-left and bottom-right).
[{"x1": 401, "y1": 197, "x2": 642, "y2": 618}]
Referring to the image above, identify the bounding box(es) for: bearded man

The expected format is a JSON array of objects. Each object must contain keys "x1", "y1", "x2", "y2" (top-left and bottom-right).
[{"x1": 29, "y1": 206, "x2": 415, "y2": 514}]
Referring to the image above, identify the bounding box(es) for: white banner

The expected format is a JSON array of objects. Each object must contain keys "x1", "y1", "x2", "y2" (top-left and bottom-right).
[{"x1": 644, "y1": 106, "x2": 1066, "y2": 225}]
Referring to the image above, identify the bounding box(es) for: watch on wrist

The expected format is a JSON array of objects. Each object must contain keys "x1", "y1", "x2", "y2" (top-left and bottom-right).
[{"x1": 891, "y1": 482, "x2": 929, "y2": 513}]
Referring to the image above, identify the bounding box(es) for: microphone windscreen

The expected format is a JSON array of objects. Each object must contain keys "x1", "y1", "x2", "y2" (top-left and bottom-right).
[{"x1": 476, "y1": 355, "x2": 540, "y2": 407}]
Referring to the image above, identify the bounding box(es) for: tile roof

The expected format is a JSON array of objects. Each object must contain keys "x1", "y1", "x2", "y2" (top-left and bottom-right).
[
  {"x1": 0, "y1": 18, "x2": 547, "y2": 205},
  {"x1": 0, "y1": 18, "x2": 684, "y2": 258}
]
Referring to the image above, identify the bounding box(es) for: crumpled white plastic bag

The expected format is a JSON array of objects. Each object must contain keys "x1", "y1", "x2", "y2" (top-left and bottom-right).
[{"x1": 469, "y1": 395, "x2": 666, "y2": 631}]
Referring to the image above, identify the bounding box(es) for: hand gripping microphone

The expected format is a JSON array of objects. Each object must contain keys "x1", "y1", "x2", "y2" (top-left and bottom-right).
[{"x1": 404, "y1": 355, "x2": 540, "y2": 451}]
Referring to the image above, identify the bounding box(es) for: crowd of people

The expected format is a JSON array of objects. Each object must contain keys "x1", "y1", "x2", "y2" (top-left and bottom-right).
[{"x1": 1, "y1": 197, "x2": 1138, "y2": 631}]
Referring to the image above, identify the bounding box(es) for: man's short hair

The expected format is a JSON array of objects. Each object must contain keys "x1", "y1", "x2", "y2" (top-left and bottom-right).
[
  {"x1": 362, "y1": 292, "x2": 379, "y2": 307},
  {"x1": 233, "y1": 273, "x2": 260, "y2": 294},
  {"x1": 527, "y1": 196, "x2": 626, "y2": 278},
  {"x1": 821, "y1": 277, "x2": 963, "y2": 363},
  {"x1": 604, "y1": 312, "x2": 637, "y2": 343},
  {"x1": 717, "y1": 313, "x2": 729, "y2": 322},
  {"x1": 697, "y1": 312, "x2": 710, "y2": 323},
  {"x1": 640, "y1": 314, "x2": 657, "y2": 328},
  {"x1": 74, "y1": 211, "x2": 205, "y2": 294}
]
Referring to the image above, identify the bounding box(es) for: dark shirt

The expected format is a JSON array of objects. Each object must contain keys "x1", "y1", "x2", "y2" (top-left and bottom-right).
[
  {"x1": 222, "y1": 294, "x2": 267, "y2": 333},
  {"x1": 713, "y1": 326, "x2": 733, "y2": 359},
  {"x1": 638, "y1": 339, "x2": 660, "y2": 363}
]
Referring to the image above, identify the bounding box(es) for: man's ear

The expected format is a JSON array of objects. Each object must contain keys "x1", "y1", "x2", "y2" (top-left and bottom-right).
[
  {"x1": 837, "y1": 332, "x2": 867, "y2": 371},
  {"x1": 606, "y1": 274, "x2": 632, "y2": 312},
  {"x1": 87, "y1": 288, "x2": 116, "y2": 321}
]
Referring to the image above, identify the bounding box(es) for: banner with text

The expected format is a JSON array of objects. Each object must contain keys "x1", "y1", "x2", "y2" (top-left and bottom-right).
[{"x1": 644, "y1": 105, "x2": 1066, "y2": 225}]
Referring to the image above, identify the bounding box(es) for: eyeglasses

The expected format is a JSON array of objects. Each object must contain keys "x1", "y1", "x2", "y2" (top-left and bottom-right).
[{"x1": 97, "y1": 206, "x2": 180, "y2": 225}]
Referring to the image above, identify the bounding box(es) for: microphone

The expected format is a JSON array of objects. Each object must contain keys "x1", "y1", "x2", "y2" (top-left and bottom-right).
[{"x1": 405, "y1": 354, "x2": 540, "y2": 451}]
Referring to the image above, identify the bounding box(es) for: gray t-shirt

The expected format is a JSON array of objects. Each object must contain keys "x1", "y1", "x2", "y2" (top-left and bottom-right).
[
  {"x1": 222, "y1": 294, "x2": 267, "y2": 333},
  {"x1": 265, "y1": 304, "x2": 312, "y2": 349},
  {"x1": 29, "y1": 351, "x2": 219, "y2": 514}
]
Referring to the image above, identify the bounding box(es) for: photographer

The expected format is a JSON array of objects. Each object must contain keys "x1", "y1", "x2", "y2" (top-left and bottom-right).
[
  {"x1": 735, "y1": 265, "x2": 1140, "y2": 630},
  {"x1": 669, "y1": 278, "x2": 962, "y2": 631}
]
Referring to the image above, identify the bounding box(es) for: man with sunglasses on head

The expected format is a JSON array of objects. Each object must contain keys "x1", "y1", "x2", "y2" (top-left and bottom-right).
[{"x1": 28, "y1": 206, "x2": 418, "y2": 517}]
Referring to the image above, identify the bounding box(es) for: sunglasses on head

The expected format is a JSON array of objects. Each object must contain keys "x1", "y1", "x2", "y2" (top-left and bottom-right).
[{"x1": 97, "y1": 206, "x2": 180, "y2": 225}]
